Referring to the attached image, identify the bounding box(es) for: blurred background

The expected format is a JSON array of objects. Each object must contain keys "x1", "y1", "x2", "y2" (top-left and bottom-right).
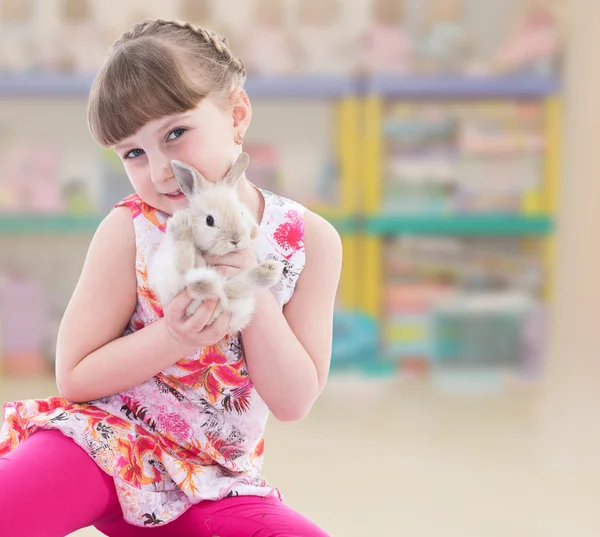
[{"x1": 1, "y1": 0, "x2": 600, "y2": 535}]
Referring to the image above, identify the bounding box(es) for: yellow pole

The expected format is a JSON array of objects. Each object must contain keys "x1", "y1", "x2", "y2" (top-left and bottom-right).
[
  {"x1": 542, "y1": 96, "x2": 562, "y2": 302},
  {"x1": 362, "y1": 95, "x2": 383, "y2": 319},
  {"x1": 337, "y1": 97, "x2": 361, "y2": 309}
]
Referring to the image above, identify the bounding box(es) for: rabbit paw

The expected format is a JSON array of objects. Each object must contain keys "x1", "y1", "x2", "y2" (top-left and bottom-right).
[
  {"x1": 254, "y1": 260, "x2": 284, "y2": 287},
  {"x1": 186, "y1": 268, "x2": 223, "y2": 300},
  {"x1": 168, "y1": 209, "x2": 194, "y2": 242}
]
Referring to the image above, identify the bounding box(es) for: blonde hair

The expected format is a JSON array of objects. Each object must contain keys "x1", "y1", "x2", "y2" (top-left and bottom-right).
[{"x1": 88, "y1": 19, "x2": 246, "y2": 147}]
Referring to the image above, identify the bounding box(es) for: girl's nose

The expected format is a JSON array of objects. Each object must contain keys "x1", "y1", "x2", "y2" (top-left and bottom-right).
[{"x1": 149, "y1": 154, "x2": 174, "y2": 185}]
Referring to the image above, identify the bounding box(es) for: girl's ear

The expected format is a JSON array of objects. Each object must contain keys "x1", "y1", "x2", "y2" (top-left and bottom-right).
[
  {"x1": 171, "y1": 160, "x2": 208, "y2": 197},
  {"x1": 230, "y1": 88, "x2": 252, "y2": 137}
]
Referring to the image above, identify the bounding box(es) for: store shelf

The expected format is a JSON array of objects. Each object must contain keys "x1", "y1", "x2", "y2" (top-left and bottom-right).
[
  {"x1": 364, "y1": 75, "x2": 560, "y2": 98},
  {"x1": 365, "y1": 214, "x2": 554, "y2": 236},
  {"x1": 0, "y1": 211, "x2": 356, "y2": 236},
  {"x1": 0, "y1": 73, "x2": 359, "y2": 99}
]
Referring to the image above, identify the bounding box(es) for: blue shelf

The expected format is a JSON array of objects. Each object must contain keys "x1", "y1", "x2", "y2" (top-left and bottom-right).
[
  {"x1": 0, "y1": 73, "x2": 94, "y2": 97},
  {"x1": 0, "y1": 73, "x2": 560, "y2": 99},
  {"x1": 0, "y1": 73, "x2": 359, "y2": 99},
  {"x1": 244, "y1": 75, "x2": 358, "y2": 99},
  {"x1": 364, "y1": 75, "x2": 560, "y2": 98}
]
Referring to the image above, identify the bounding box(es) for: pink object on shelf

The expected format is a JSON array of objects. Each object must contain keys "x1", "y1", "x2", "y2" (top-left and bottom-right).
[
  {"x1": 362, "y1": 23, "x2": 414, "y2": 74},
  {"x1": 2, "y1": 143, "x2": 64, "y2": 213},
  {"x1": 0, "y1": 275, "x2": 48, "y2": 376},
  {"x1": 243, "y1": 27, "x2": 295, "y2": 75},
  {"x1": 385, "y1": 283, "x2": 456, "y2": 313},
  {"x1": 496, "y1": 6, "x2": 560, "y2": 73}
]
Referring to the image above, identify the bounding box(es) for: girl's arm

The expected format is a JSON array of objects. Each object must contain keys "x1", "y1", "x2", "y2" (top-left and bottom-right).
[
  {"x1": 241, "y1": 211, "x2": 342, "y2": 422},
  {"x1": 55, "y1": 207, "x2": 229, "y2": 403}
]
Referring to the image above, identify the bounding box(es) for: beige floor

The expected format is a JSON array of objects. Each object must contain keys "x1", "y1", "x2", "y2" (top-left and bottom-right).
[{"x1": 1, "y1": 373, "x2": 599, "y2": 537}]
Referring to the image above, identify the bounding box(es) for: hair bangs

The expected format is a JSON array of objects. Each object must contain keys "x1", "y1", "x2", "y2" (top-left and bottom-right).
[{"x1": 88, "y1": 38, "x2": 208, "y2": 147}]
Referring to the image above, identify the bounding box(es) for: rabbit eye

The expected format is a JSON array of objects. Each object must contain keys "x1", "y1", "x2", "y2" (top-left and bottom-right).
[{"x1": 206, "y1": 215, "x2": 215, "y2": 227}]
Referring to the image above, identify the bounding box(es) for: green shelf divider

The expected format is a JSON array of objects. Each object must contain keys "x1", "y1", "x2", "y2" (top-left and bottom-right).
[
  {"x1": 365, "y1": 214, "x2": 554, "y2": 236},
  {"x1": 0, "y1": 214, "x2": 104, "y2": 235}
]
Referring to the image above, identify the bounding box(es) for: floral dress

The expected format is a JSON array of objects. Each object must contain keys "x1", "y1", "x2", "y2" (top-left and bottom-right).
[{"x1": 0, "y1": 189, "x2": 306, "y2": 527}]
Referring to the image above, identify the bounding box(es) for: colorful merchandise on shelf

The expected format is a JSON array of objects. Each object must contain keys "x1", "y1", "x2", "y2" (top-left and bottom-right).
[
  {"x1": 381, "y1": 100, "x2": 546, "y2": 215},
  {"x1": 330, "y1": 311, "x2": 380, "y2": 373},
  {"x1": 359, "y1": 0, "x2": 414, "y2": 75},
  {"x1": 380, "y1": 233, "x2": 546, "y2": 379},
  {"x1": 418, "y1": 0, "x2": 472, "y2": 74},
  {"x1": 431, "y1": 292, "x2": 535, "y2": 372},
  {"x1": 0, "y1": 142, "x2": 64, "y2": 213}
]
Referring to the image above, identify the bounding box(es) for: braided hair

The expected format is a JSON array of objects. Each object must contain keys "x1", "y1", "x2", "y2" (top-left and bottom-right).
[{"x1": 88, "y1": 19, "x2": 246, "y2": 147}]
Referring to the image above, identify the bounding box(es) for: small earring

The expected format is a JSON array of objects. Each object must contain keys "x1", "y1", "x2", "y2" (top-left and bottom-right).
[{"x1": 235, "y1": 133, "x2": 244, "y2": 145}]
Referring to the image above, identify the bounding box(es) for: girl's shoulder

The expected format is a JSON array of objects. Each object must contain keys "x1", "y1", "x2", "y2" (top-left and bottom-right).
[
  {"x1": 258, "y1": 187, "x2": 340, "y2": 255},
  {"x1": 113, "y1": 194, "x2": 168, "y2": 233},
  {"x1": 260, "y1": 188, "x2": 306, "y2": 216}
]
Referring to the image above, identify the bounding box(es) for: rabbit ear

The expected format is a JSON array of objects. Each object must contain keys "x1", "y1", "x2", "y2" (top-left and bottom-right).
[
  {"x1": 171, "y1": 160, "x2": 208, "y2": 197},
  {"x1": 222, "y1": 152, "x2": 250, "y2": 188}
]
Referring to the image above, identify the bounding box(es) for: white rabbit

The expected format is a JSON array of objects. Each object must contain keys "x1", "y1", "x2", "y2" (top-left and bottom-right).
[{"x1": 148, "y1": 152, "x2": 283, "y2": 335}]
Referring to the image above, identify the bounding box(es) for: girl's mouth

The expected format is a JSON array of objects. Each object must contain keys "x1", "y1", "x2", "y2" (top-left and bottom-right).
[{"x1": 164, "y1": 190, "x2": 185, "y2": 200}]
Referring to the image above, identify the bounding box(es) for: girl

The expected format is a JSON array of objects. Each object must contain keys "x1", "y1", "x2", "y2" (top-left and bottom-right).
[{"x1": 0, "y1": 19, "x2": 341, "y2": 537}]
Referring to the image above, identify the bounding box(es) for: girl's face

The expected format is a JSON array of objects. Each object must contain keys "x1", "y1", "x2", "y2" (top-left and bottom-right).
[{"x1": 114, "y1": 90, "x2": 251, "y2": 215}]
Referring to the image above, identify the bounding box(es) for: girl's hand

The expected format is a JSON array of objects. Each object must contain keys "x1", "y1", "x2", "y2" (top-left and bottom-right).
[
  {"x1": 205, "y1": 249, "x2": 258, "y2": 278},
  {"x1": 163, "y1": 289, "x2": 231, "y2": 350}
]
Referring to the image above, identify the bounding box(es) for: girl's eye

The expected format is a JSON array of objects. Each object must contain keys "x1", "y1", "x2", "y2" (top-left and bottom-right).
[
  {"x1": 206, "y1": 215, "x2": 215, "y2": 227},
  {"x1": 124, "y1": 148, "x2": 144, "y2": 160},
  {"x1": 167, "y1": 128, "x2": 187, "y2": 141}
]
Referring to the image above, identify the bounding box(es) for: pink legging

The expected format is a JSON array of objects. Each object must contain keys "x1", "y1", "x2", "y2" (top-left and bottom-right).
[{"x1": 0, "y1": 430, "x2": 329, "y2": 537}]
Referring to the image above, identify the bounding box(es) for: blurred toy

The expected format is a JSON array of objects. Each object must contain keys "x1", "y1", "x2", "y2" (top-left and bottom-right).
[
  {"x1": 359, "y1": 0, "x2": 414, "y2": 74},
  {"x1": 294, "y1": 0, "x2": 353, "y2": 74},
  {"x1": 179, "y1": 0, "x2": 234, "y2": 40},
  {"x1": 1, "y1": 142, "x2": 64, "y2": 213},
  {"x1": 44, "y1": 0, "x2": 107, "y2": 74},
  {"x1": 418, "y1": 0, "x2": 472, "y2": 75},
  {"x1": 0, "y1": 0, "x2": 37, "y2": 72},
  {"x1": 241, "y1": 0, "x2": 295, "y2": 75},
  {"x1": 315, "y1": 145, "x2": 339, "y2": 207},
  {"x1": 99, "y1": 148, "x2": 134, "y2": 213},
  {"x1": 180, "y1": 0, "x2": 214, "y2": 27},
  {"x1": 244, "y1": 143, "x2": 281, "y2": 192},
  {"x1": 62, "y1": 177, "x2": 94, "y2": 214},
  {"x1": 494, "y1": 0, "x2": 562, "y2": 75}
]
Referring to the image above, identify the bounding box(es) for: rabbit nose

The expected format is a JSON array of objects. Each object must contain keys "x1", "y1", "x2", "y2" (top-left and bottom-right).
[{"x1": 230, "y1": 238, "x2": 240, "y2": 247}]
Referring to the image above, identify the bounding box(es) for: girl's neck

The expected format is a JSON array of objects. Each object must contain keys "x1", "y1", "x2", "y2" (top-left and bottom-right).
[{"x1": 238, "y1": 176, "x2": 265, "y2": 225}]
